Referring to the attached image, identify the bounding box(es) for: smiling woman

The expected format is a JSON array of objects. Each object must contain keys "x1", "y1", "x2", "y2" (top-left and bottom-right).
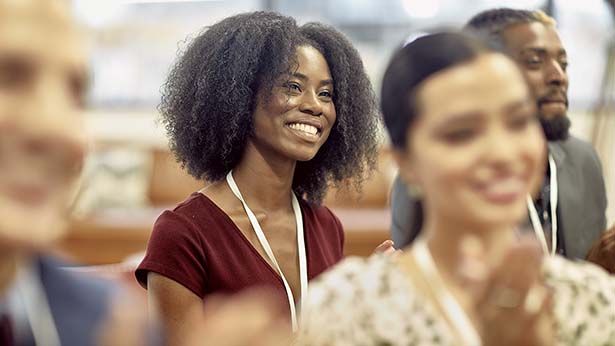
[{"x1": 133, "y1": 11, "x2": 380, "y2": 344}]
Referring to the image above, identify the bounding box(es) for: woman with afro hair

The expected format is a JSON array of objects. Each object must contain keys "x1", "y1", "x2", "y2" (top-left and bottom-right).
[{"x1": 135, "y1": 11, "x2": 382, "y2": 343}]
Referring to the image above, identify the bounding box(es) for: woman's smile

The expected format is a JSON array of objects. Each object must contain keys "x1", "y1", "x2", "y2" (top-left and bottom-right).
[
  {"x1": 285, "y1": 121, "x2": 323, "y2": 142},
  {"x1": 471, "y1": 174, "x2": 529, "y2": 205}
]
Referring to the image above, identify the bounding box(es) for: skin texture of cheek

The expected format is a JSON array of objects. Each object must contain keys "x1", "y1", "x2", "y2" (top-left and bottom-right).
[
  {"x1": 415, "y1": 146, "x2": 530, "y2": 229},
  {"x1": 251, "y1": 101, "x2": 334, "y2": 162},
  {"x1": 524, "y1": 71, "x2": 544, "y2": 97},
  {"x1": 421, "y1": 158, "x2": 475, "y2": 216}
]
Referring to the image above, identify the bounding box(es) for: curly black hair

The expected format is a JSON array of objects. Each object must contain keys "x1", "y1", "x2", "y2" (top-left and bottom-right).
[{"x1": 159, "y1": 11, "x2": 380, "y2": 204}]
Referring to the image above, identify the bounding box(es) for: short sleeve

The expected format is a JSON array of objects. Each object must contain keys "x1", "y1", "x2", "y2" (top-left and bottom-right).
[
  {"x1": 325, "y1": 206, "x2": 345, "y2": 257},
  {"x1": 135, "y1": 210, "x2": 208, "y2": 297}
]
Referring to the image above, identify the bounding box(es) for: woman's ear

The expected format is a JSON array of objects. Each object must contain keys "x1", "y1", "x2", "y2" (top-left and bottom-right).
[{"x1": 392, "y1": 147, "x2": 419, "y2": 187}]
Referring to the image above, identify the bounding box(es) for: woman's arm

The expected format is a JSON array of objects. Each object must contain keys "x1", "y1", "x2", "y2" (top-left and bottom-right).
[
  {"x1": 147, "y1": 272, "x2": 204, "y2": 346},
  {"x1": 148, "y1": 272, "x2": 292, "y2": 346}
]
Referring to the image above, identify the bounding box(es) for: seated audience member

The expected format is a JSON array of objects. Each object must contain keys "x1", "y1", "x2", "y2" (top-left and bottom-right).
[
  {"x1": 586, "y1": 224, "x2": 615, "y2": 274},
  {"x1": 135, "y1": 11, "x2": 383, "y2": 344},
  {"x1": 390, "y1": 9, "x2": 607, "y2": 260},
  {"x1": 298, "y1": 33, "x2": 615, "y2": 346}
]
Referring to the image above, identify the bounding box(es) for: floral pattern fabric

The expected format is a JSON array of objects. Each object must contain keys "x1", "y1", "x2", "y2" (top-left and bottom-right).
[{"x1": 298, "y1": 255, "x2": 615, "y2": 346}]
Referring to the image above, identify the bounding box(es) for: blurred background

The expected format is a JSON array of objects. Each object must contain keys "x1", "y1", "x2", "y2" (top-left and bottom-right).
[{"x1": 56, "y1": 0, "x2": 615, "y2": 266}]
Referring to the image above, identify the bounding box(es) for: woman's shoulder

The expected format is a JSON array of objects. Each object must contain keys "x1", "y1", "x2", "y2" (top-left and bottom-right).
[
  {"x1": 545, "y1": 255, "x2": 615, "y2": 292},
  {"x1": 299, "y1": 199, "x2": 336, "y2": 219},
  {"x1": 299, "y1": 255, "x2": 446, "y2": 345},
  {"x1": 301, "y1": 256, "x2": 391, "y2": 340},
  {"x1": 155, "y1": 192, "x2": 225, "y2": 225},
  {"x1": 300, "y1": 199, "x2": 344, "y2": 229},
  {"x1": 147, "y1": 192, "x2": 239, "y2": 249},
  {"x1": 307, "y1": 254, "x2": 428, "y2": 312},
  {"x1": 299, "y1": 200, "x2": 343, "y2": 236},
  {"x1": 545, "y1": 256, "x2": 615, "y2": 344},
  {"x1": 308, "y1": 255, "x2": 395, "y2": 296},
  {"x1": 167, "y1": 192, "x2": 214, "y2": 215}
]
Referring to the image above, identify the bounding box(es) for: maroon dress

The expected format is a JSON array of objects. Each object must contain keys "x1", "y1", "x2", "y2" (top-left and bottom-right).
[{"x1": 135, "y1": 192, "x2": 344, "y2": 311}]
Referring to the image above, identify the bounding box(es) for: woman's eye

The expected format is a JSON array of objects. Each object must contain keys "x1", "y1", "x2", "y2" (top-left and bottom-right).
[
  {"x1": 509, "y1": 114, "x2": 534, "y2": 130},
  {"x1": 441, "y1": 129, "x2": 476, "y2": 144},
  {"x1": 0, "y1": 60, "x2": 31, "y2": 89},
  {"x1": 284, "y1": 82, "x2": 302, "y2": 94},
  {"x1": 319, "y1": 90, "x2": 333, "y2": 99}
]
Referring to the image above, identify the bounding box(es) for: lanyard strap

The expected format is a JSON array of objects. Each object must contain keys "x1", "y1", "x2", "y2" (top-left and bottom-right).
[
  {"x1": 16, "y1": 261, "x2": 61, "y2": 346},
  {"x1": 226, "y1": 171, "x2": 307, "y2": 332},
  {"x1": 412, "y1": 240, "x2": 482, "y2": 346},
  {"x1": 526, "y1": 155, "x2": 558, "y2": 256}
]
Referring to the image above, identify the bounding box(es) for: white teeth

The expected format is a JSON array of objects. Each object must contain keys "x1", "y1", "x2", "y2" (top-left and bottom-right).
[
  {"x1": 484, "y1": 178, "x2": 524, "y2": 194},
  {"x1": 289, "y1": 123, "x2": 318, "y2": 135}
]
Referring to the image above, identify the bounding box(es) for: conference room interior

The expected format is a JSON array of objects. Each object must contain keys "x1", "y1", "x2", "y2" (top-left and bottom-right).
[{"x1": 52, "y1": 0, "x2": 614, "y2": 285}]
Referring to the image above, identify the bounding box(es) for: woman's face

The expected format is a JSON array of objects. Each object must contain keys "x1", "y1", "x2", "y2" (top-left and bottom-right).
[
  {"x1": 250, "y1": 45, "x2": 336, "y2": 162},
  {"x1": 396, "y1": 53, "x2": 546, "y2": 230}
]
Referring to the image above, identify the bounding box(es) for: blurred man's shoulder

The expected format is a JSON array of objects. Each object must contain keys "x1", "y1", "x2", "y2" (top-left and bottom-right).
[
  {"x1": 549, "y1": 135, "x2": 601, "y2": 165},
  {"x1": 552, "y1": 135, "x2": 597, "y2": 155},
  {"x1": 38, "y1": 255, "x2": 119, "y2": 316}
]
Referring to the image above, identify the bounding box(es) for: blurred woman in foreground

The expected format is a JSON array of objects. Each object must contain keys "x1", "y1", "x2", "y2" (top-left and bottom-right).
[{"x1": 298, "y1": 33, "x2": 615, "y2": 346}]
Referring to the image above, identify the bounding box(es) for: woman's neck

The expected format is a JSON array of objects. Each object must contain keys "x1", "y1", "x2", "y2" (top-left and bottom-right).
[
  {"x1": 231, "y1": 141, "x2": 296, "y2": 212},
  {"x1": 421, "y1": 217, "x2": 516, "y2": 290}
]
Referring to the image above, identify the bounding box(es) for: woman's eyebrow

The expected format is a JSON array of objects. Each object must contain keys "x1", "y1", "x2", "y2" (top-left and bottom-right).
[
  {"x1": 290, "y1": 72, "x2": 333, "y2": 86},
  {"x1": 433, "y1": 112, "x2": 483, "y2": 129}
]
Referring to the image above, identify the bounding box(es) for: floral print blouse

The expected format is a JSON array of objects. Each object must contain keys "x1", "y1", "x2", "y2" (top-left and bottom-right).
[{"x1": 297, "y1": 255, "x2": 615, "y2": 346}]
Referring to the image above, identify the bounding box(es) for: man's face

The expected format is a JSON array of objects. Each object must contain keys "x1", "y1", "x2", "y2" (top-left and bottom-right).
[
  {"x1": 502, "y1": 22, "x2": 571, "y2": 140},
  {"x1": 0, "y1": 0, "x2": 88, "y2": 250}
]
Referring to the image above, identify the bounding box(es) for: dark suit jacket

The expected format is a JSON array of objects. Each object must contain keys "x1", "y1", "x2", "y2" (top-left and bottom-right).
[
  {"x1": 390, "y1": 135, "x2": 607, "y2": 260},
  {"x1": 36, "y1": 256, "x2": 117, "y2": 346}
]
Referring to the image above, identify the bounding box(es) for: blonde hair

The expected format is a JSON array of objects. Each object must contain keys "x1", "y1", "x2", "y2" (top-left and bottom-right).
[{"x1": 532, "y1": 10, "x2": 557, "y2": 27}]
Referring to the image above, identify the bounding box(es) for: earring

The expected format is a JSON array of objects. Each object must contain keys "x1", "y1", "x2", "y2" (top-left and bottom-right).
[{"x1": 407, "y1": 184, "x2": 423, "y2": 198}]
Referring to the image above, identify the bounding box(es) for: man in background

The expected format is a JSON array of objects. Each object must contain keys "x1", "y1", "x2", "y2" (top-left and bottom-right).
[{"x1": 390, "y1": 8, "x2": 607, "y2": 260}]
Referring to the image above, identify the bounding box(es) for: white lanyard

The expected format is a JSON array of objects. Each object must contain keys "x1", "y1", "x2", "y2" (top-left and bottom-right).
[
  {"x1": 526, "y1": 155, "x2": 558, "y2": 256},
  {"x1": 16, "y1": 261, "x2": 61, "y2": 346},
  {"x1": 412, "y1": 239, "x2": 482, "y2": 346},
  {"x1": 226, "y1": 171, "x2": 308, "y2": 332}
]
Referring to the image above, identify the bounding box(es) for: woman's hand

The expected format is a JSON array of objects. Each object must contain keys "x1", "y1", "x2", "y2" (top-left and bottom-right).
[
  {"x1": 184, "y1": 290, "x2": 292, "y2": 346},
  {"x1": 459, "y1": 236, "x2": 555, "y2": 346},
  {"x1": 372, "y1": 240, "x2": 402, "y2": 257}
]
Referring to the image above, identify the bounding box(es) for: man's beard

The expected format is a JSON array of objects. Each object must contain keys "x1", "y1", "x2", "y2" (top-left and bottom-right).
[
  {"x1": 537, "y1": 88, "x2": 571, "y2": 141},
  {"x1": 539, "y1": 115, "x2": 571, "y2": 141}
]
